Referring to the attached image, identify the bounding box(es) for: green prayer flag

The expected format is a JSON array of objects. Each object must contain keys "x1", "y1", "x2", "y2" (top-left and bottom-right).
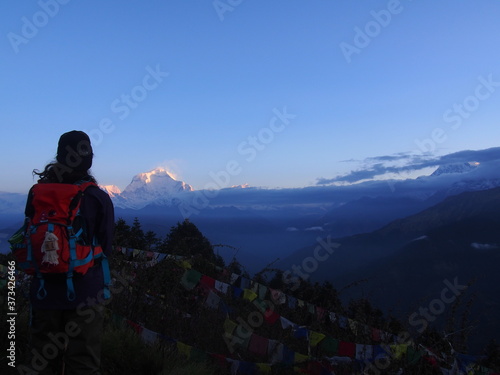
[
  {"x1": 320, "y1": 337, "x2": 339, "y2": 356},
  {"x1": 180, "y1": 269, "x2": 202, "y2": 290}
]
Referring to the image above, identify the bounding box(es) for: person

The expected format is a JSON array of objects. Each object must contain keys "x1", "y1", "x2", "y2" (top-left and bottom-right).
[{"x1": 22, "y1": 131, "x2": 114, "y2": 375}]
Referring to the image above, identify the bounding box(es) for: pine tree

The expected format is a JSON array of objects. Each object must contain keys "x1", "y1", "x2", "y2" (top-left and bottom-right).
[
  {"x1": 114, "y1": 218, "x2": 131, "y2": 247},
  {"x1": 269, "y1": 270, "x2": 284, "y2": 289},
  {"x1": 164, "y1": 219, "x2": 214, "y2": 259},
  {"x1": 129, "y1": 217, "x2": 146, "y2": 250},
  {"x1": 144, "y1": 230, "x2": 159, "y2": 251}
]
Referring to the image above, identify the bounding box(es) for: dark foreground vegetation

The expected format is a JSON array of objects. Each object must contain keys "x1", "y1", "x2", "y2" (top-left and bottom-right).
[{"x1": 1, "y1": 218, "x2": 499, "y2": 374}]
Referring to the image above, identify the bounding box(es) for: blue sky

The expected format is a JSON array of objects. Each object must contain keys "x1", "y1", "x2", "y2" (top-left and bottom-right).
[{"x1": 1, "y1": 0, "x2": 500, "y2": 194}]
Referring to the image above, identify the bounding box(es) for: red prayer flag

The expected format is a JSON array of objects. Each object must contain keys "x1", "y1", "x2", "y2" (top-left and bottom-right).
[
  {"x1": 248, "y1": 333, "x2": 269, "y2": 357},
  {"x1": 371, "y1": 328, "x2": 381, "y2": 342},
  {"x1": 200, "y1": 275, "x2": 216, "y2": 289},
  {"x1": 338, "y1": 341, "x2": 356, "y2": 358},
  {"x1": 126, "y1": 320, "x2": 144, "y2": 335},
  {"x1": 264, "y1": 308, "x2": 280, "y2": 325}
]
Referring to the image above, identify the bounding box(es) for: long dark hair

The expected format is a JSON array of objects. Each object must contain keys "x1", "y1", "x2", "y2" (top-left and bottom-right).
[{"x1": 33, "y1": 161, "x2": 97, "y2": 184}]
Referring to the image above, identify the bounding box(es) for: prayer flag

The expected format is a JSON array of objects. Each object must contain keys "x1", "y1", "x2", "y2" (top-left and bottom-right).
[
  {"x1": 270, "y1": 288, "x2": 286, "y2": 305},
  {"x1": 224, "y1": 318, "x2": 237, "y2": 337},
  {"x1": 295, "y1": 352, "x2": 309, "y2": 363},
  {"x1": 355, "y1": 344, "x2": 373, "y2": 361},
  {"x1": 338, "y1": 341, "x2": 356, "y2": 358},
  {"x1": 294, "y1": 327, "x2": 309, "y2": 340},
  {"x1": 200, "y1": 275, "x2": 215, "y2": 289},
  {"x1": 243, "y1": 289, "x2": 258, "y2": 302},
  {"x1": 248, "y1": 334, "x2": 269, "y2": 357},
  {"x1": 215, "y1": 280, "x2": 230, "y2": 294},
  {"x1": 258, "y1": 284, "x2": 268, "y2": 300},
  {"x1": 280, "y1": 316, "x2": 296, "y2": 330},
  {"x1": 205, "y1": 290, "x2": 221, "y2": 309},
  {"x1": 177, "y1": 342, "x2": 192, "y2": 358},
  {"x1": 180, "y1": 269, "x2": 202, "y2": 290},
  {"x1": 256, "y1": 363, "x2": 272, "y2": 374},
  {"x1": 309, "y1": 331, "x2": 326, "y2": 347},
  {"x1": 319, "y1": 337, "x2": 339, "y2": 356},
  {"x1": 141, "y1": 328, "x2": 158, "y2": 345}
]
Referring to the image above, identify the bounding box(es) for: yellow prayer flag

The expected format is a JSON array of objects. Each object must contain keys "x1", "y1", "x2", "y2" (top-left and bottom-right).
[
  {"x1": 251, "y1": 282, "x2": 259, "y2": 294},
  {"x1": 176, "y1": 342, "x2": 192, "y2": 358},
  {"x1": 389, "y1": 344, "x2": 408, "y2": 359},
  {"x1": 243, "y1": 289, "x2": 258, "y2": 302},
  {"x1": 224, "y1": 318, "x2": 237, "y2": 336},
  {"x1": 294, "y1": 352, "x2": 309, "y2": 363},
  {"x1": 309, "y1": 331, "x2": 326, "y2": 347},
  {"x1": 256, "y1": 363, "x2": 272, "y2": 374}
]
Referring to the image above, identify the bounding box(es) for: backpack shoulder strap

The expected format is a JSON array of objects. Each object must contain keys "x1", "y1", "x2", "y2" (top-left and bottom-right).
[
  {"x1": 68, "y1": 181, "x2": 98, "y2": 212},
  {"x1": 24, "y1": 185, "x2": 36, "y2": 219},
  {"x1": 73, "y1": 181, "x2": 111, "y2": 300},
  {"x1": 77, "y1": 181, "x2": 98, "y2": 190}
]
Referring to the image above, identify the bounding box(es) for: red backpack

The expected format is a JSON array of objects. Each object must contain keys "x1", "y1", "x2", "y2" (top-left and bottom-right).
[{"x1": 10, "y1": 181, "x2": 110, "y2": 301}]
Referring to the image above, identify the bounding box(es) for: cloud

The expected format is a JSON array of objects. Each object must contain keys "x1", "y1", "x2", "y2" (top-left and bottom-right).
[
  {"x1": 365, "y1": 152, "x2": 418, "y2": 163},
  {"x1": 471, "y1": 242, "x2": 498, "y2": 251},
  {"x1": 317, "y1": 163, "x2": 399, "y2": 184},
  {"x1": 438, "y1": 147, "x2": 500, "y2": 164},
  {"x1": 317, "y1": 147, "x2": 500, "y2": 185},
  {"x1": 305, "y1": 226, "x2": 324, "y2": 232},
  {"x1": 204, "y1": 147, "x2": 500, "y2": 209}
]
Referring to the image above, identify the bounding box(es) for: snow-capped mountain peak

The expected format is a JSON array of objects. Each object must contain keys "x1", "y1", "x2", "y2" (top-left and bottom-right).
[
  {"x1": 111, "y1": 167, "x2": 193, "y2": 209},
  {"x1": 430, "y1": 162, "x2": 478, "y2": 177},
  {"x1": 100, "y1": 184, "x2": 121, "y2": 198},
  {"x1": 127, "y1": 167, "x2": 177, "y2": 186}
]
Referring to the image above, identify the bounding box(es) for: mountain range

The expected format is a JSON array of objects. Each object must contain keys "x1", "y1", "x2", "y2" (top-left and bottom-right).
[
  {"x1": 278, "y1": 186, "x2": 500, "y2": 351},
  {"x1": 1, "y1": 158, "x2": 500, "y2": 263}
]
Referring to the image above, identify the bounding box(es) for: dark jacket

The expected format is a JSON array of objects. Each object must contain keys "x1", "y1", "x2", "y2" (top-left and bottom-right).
[{"x1": 26, "y1": 183, "x2": 115, "y2": 310}]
